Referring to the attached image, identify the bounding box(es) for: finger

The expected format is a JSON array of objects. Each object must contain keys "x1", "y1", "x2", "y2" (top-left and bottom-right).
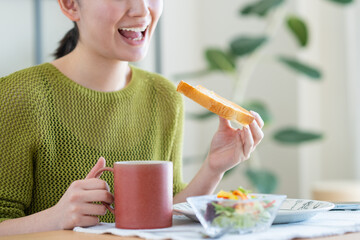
[
  {"x1": 237, "y1": 128, "x2": 246, "y2": 158},
  {"x1": 250, "y1": 111, "x2": 264, "y2": 129},
  {"x1": 242, "y1": 126, "x2": 254, "y2": 158},
  {"x1": 237, "y1": 128, "x2": 245, "y2": 145},
  {"x1": 249, "y1": 120, "x2": 264, "y2": 146},
  {"x1": 218, "y1": 116, "x2": 232, "y2": 131},
  {"x1": 75, "y1": 215, "x2": 99, "y2": 228},
  {"x1": 86, "y1": 157, "x2": 106, "y2": 179},
  {"x1": 81, "y1": 190, "x2": 114, "y2": 204},
  {"x1": 81, "y1": 203, "x2": 108, "y2": 216},
  {"x1": 79, "y1": 178, "x2": 110, "y2": 191}
]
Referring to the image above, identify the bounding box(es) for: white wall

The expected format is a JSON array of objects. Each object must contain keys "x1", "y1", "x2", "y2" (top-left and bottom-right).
[
  {"x1": 347, "y1": 1, "x2": 360, "y2": 179},
  {"x1": 0, "y1": 1, "x2": 34, "y2": 76},
  {"x1": 297, "y1": 0, "x2": 360, "y2": 198}
]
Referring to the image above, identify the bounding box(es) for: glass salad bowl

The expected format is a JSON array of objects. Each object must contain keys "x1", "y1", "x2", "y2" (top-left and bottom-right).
[{"x1": 187, "y1": 193, "x2": 286, "y2": 237}]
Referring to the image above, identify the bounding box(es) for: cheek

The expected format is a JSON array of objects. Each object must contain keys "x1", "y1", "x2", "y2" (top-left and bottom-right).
[
  {"x1": 81, "y1": 4, "x2": 119, "y2": 31},
  {"x1": 150, "y1": 0, "x2": 163, "y2": 21},
  {"x1": 84, "y1": 16, "x2": 119, "y2": 49}
]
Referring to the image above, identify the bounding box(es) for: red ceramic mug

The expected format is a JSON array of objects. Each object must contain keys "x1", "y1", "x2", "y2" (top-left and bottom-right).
[{"x1": 94, "y1": 161, "x2": 173, "y2": 229}]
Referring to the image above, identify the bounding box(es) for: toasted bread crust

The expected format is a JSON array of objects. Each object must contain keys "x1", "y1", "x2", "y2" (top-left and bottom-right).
[{"x1": 176, "y1": 81, "x2": 254, "y2": 125}]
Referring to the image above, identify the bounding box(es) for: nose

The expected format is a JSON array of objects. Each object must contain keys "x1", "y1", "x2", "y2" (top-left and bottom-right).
[{"x1": 127, "y1": 0, "x2": 150, "y2": 17}]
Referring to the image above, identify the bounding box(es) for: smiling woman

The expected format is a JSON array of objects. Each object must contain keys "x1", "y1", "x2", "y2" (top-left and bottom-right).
[{"x1": 0, "y1": 0, "x2": 264, "y2": 237}]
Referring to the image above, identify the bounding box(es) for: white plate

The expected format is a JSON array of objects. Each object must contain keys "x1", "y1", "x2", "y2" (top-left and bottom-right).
[
  {"x1": 173, "y1": 198, "x2": 335, "y2": 224},
  {"x1": 173, "y1": 201, "x2": 199, "y2": 222},
  {"x1": 272, "y1": 198, "x2": 335, "y2": 224}
]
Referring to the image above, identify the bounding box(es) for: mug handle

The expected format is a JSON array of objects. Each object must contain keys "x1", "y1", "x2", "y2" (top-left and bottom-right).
[{"x1": 94, "y1": 167, "x2": 115, "y2": 214}]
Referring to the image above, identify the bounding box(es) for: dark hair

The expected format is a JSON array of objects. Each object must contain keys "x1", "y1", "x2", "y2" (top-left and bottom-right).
[{"x1": 53, "y1": 22, "x2": 79, "y2": 59}]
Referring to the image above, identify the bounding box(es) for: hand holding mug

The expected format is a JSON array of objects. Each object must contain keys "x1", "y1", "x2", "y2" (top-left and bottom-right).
[{"x1": 50, "y1": 157, "x2": 114, "y2": 230}]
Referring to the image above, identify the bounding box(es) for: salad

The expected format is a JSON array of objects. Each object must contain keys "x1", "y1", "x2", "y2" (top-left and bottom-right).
[{"x1": 204, "y1": 187, "x2": 276, "y2": 230}]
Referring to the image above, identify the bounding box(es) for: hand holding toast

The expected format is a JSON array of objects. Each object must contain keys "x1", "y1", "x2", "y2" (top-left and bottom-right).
[
  {"x1": 173, "y1": 81, "x2": 264, "y2": 203},
  {"x1": 176, "y1": 80, "x2": 264, "y2": 175},
  {"x1": 205, "y1": 112, "x2": 264, "y2": 175}
]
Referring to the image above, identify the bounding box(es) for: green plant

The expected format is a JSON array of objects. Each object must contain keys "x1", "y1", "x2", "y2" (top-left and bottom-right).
[{"x1": 176, "y1": 0, "x2": 353, "y2": 193}]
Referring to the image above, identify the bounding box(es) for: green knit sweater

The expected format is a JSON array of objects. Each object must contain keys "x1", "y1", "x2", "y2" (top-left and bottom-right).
[{"x1": 0, "y1": 63, "x2": 186, "y2": 223}]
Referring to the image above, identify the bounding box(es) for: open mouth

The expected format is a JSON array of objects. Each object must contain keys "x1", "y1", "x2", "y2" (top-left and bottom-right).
[{"x1": 118, "y1": 25, "x2": 148, "y2": 41}]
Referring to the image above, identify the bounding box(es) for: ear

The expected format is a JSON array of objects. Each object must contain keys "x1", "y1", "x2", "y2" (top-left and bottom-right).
[{"x1": 57, "y1": 0, "x2": 80, "y2": 22}]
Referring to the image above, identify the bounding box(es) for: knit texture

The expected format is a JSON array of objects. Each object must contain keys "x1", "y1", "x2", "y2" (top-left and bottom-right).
[{"x1": 0, "y1": 63, "x2": 186, "y2": 223}]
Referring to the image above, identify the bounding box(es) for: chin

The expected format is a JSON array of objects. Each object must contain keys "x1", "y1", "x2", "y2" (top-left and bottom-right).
[
  {"x1": 128, "y1": 55, "x2": 146, "y2": 62},
  {"x1": 120, "y1": 50, "x2": 149, "y2": 62}
]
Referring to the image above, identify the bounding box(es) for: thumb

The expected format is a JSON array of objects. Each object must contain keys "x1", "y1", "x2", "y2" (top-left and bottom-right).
[
  {"x1": 86, "y1": 157, "x2": 106, "y2": 179},
  {"x1": 218, "y1": 116, "x2": 232, "y2": 131}
]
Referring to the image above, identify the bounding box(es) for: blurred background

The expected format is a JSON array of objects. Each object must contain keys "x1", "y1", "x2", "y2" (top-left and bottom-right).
[{"x1": 1, "y1": 0, "x2": 360, "y2": 200}]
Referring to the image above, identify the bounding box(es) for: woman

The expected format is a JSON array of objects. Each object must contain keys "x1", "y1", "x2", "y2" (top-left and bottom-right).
[{"x1": 0, "y1": 0, "x2": 264, "y2": 236}]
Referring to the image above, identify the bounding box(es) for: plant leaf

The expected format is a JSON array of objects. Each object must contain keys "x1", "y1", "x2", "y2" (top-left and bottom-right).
[
  {"x1": 205, "y1": 48, "x2": 236, "y2": 73},
  {"x1": 326, "y1": 0, "x2": 353, "y2": 4},
  {"x1": 186, "y1": 111, "x2": 216, "y2": 120},
  {"x1": 242, "y1": 100, "x2": 272, "y2": 126},
  {"x1": 230, "y1": 36, "x2": 267, "y2": 57},
  {"x1": 240, "y1": 0, "x2": 285, "y2": 17},
  {"x1": 245, "y1": 168, "x2": 277, "y2": 193},
  {"x1": 278, "y1": 56, "x2": 322, "y2": 79},
  {"x1": 273, "y1": 127, "x2": 323, "y2": 144},
  {"x1": 286, "y1": 15, "x2": 308, "y2": 47}
]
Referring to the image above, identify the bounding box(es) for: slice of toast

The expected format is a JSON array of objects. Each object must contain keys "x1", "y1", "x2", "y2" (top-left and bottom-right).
[{"x1": 176, "y1": 81, "x2": 254, "y2": 125}]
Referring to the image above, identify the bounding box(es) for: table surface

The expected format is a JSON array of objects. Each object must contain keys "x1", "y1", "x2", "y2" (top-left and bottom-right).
[{"x1": 2, "y1": 230, "x2": 360, "y2": 240}]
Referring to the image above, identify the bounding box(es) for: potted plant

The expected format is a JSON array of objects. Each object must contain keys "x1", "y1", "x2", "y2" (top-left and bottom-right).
[{"x1": 175, "y1": 0, "x2": 353, "y2": 193}]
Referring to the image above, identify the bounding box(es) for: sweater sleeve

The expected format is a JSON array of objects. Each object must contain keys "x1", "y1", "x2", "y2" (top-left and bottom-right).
[
  {"x1": 0, "y1": 76, "x2": 37, "y2": 222},
  {"x1": 172, "y1": 95, "x2": 187, "y2": 196}
]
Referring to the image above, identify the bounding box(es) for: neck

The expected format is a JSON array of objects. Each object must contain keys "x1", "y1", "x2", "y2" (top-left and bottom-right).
[{"x1": 52, "y1": 44, "x2": 131, "y2": 92}]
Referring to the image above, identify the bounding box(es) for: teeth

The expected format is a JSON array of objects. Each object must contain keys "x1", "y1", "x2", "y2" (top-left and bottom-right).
[
  {"x1": 129, "y1": 36, "x2": 144, "y2": 41},
  {"x1": 120, "y1": 26, "x2": 147, "y2": 32}
]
